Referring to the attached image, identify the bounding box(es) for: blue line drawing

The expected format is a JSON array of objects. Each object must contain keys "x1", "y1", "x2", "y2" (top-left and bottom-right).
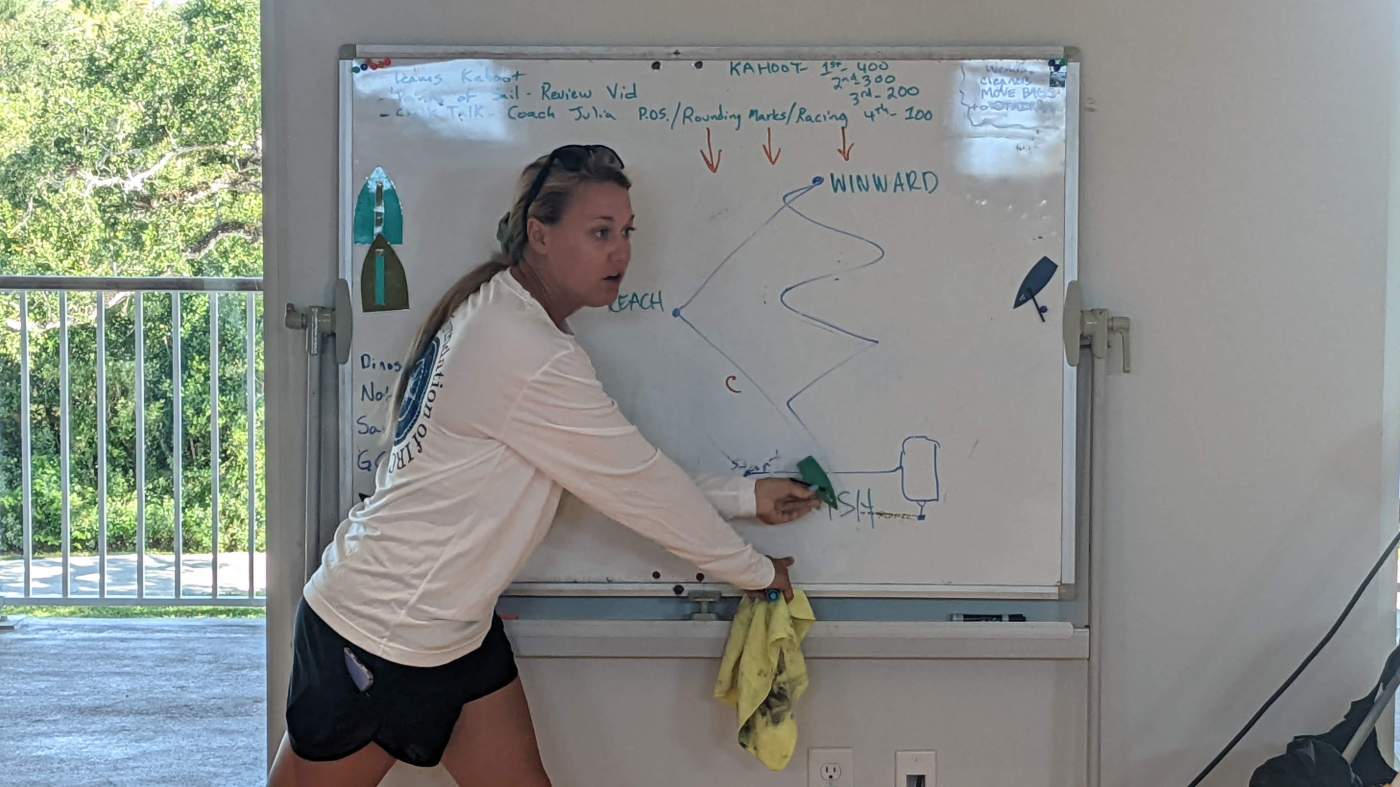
[
  {"x1": 675, "y1": 177, "x2": 941, "y2": 520},
  {"x1": 721, "y1": 436, "x2": 942, "y2": 522},
  {"x1": 897, "y1": 436, "x2": 941, "y2": 520},
  {"x1": 830, "y1": 435, "x2": 941, "y2": 520},
  {"x1": 673, "y1": 176, "x2": 885, "y2": 440}
]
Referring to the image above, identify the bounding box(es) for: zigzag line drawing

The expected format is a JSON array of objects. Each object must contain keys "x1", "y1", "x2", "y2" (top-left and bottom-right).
[
  {"x1": 672, "y1": 176, "x2": 885, "y2": 439},
  {"x1": 671, "y1": 176, "x2": 942, "y2": 520}
]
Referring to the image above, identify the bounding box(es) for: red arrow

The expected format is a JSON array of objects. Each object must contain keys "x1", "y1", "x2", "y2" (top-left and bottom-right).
[
  {"x1": 762, "y1": 128, "x2": 781, "y2": 165},
  {"x1": 700, "y1": 127, "x2": 722, "y2": 173},
  {"x1": 837, "y1": 127, "x2": 855, "y2": 161}
]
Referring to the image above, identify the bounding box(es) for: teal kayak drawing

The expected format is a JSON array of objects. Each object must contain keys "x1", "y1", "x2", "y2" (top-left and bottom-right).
[{"x1": 354, "y1": 166, "x2": 403, "y2": 245}]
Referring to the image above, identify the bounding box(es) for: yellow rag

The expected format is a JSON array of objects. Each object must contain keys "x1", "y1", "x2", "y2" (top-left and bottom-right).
[{"x1": 713, "y1": 590, "x2": 816, "y2": 771}]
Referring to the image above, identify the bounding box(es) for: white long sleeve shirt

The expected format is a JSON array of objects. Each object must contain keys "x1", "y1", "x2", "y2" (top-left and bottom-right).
[{"x1": 304, "y1": 269, "x2": 774, "y2": 667}]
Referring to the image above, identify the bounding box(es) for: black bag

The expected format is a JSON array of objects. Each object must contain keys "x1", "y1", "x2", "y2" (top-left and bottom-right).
[{"x1": 1250, "y1": 670, "x2": 1399, "y2": 787}]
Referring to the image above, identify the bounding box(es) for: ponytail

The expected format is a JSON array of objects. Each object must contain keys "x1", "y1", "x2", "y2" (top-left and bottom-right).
[
  {"x1": 386, "y1": 145, "x2": 629, "y2": 432},
  {"x1": 386, "y1": 254, "x2": 508, "y2": 426}
]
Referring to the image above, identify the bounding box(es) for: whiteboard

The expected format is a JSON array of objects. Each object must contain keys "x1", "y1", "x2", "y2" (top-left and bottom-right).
[{"x1": 338, "y1": 46, "x2": 1079, "y2": 598}]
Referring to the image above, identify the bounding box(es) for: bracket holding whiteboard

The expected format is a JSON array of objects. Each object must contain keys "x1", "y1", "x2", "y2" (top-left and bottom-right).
[
  {"x1": 286, "y1": 279, "x2": 353, "y2": 580},
  {"x1": 1065, "y1": 281, "x2": 1132, "y2": 374}
]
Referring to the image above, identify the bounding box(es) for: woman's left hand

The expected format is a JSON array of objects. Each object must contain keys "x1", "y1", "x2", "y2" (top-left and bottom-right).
[{"x1": 755, "y1": 479, "x2": 822, "y2": 524}]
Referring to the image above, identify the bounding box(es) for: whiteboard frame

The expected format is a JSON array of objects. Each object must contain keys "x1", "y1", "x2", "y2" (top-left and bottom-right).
[
  {"x1": 337, "y1": 45, "x2": 1081, "y2": 599},
  {"x1": 346, "y1": 44, "x2": 1074, "y2": 61},
  {"x1": 1061, "y1": 61, "x2": 1082, "y2": 586}
]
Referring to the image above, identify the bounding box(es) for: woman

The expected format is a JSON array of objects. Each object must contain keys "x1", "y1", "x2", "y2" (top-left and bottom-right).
[{"x1": 268, "y1": 144, "x2": 820, "y2": 787}]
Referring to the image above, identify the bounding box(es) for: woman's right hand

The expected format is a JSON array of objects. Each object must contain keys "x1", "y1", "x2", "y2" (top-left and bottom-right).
[{"x1": 748, "y1": 556, "x2": 795, "y2": 602}]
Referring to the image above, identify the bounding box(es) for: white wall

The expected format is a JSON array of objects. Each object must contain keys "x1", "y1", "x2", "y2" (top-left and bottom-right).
[
  {"x1": 261, "y1": 1, "x2": 1399, "y2": 785},
  {"x1": 384, "y1": 657, "x2": 1086, "y2": 787}
]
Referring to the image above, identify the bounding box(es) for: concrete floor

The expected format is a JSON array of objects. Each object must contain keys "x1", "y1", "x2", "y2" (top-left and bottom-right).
[{"x1": 0, "y1": 617, "x2": 267, "y2": 787}]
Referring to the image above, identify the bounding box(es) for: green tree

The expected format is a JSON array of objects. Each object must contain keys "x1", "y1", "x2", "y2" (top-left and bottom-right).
[{"x1": 0, "y1": 0, "x2": 263, "y2": 563}]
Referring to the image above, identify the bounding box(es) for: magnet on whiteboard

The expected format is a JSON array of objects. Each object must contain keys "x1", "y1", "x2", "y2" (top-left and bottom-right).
[
  {"x1": 354, "y1": 166, "x2": 404, "y2": 244},
  {"x1": 1014, "y1": 256, "x2": 1058, "y2": 323},
  {"x1": 361, "y1": 235, "x2": 409, "y2": 313}
]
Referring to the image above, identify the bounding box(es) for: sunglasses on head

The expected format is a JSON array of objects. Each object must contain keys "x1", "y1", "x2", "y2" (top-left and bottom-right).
[{"x1": 500, "y1": 145, "x2": 625, "y2": 248}]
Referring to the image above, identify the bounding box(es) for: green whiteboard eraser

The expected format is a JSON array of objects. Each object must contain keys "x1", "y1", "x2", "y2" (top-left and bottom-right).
[{"x1": 798, "y1": 456, "x2": 838, "y2": 508}]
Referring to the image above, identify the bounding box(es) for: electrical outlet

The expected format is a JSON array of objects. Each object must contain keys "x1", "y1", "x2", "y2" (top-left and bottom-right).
[
  {"x1": 808, "y1": 747, "x2": 854, "y2": 787},
  {"x1": 896, "y1": 750, "x2": 937, "y2": 787}
]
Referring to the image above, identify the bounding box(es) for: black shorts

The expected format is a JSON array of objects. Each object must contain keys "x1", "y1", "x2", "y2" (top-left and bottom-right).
[{"x1": 285, "y1": 599, "x2": 519, "y2": 767}]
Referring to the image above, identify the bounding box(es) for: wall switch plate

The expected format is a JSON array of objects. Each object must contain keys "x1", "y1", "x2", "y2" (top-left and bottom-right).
[
  {"x1": 896, "y1": 750, "x2": 937, "y2": 787},
  {"x1": 809, "y1": 747, "x2": 854, "y2": 787}
]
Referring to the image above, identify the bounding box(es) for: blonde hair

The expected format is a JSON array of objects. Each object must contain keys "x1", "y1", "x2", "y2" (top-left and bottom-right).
[{"x1": 388, "y1": 149, "x2": 631, "y2": 424}]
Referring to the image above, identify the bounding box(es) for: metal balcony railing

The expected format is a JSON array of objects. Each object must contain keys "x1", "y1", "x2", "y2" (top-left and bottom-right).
[{"x1": 0, "y1": 277, "x2": 264, "y2": 606}]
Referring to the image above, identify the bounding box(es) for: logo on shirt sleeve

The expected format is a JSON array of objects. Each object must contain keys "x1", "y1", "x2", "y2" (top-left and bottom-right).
[
  {"x1": 394, "y1": 337, "x2": 439, "y2": 444},
  {"x1": 389, "y1": 322, "x2": 452, "y2": 472}
]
